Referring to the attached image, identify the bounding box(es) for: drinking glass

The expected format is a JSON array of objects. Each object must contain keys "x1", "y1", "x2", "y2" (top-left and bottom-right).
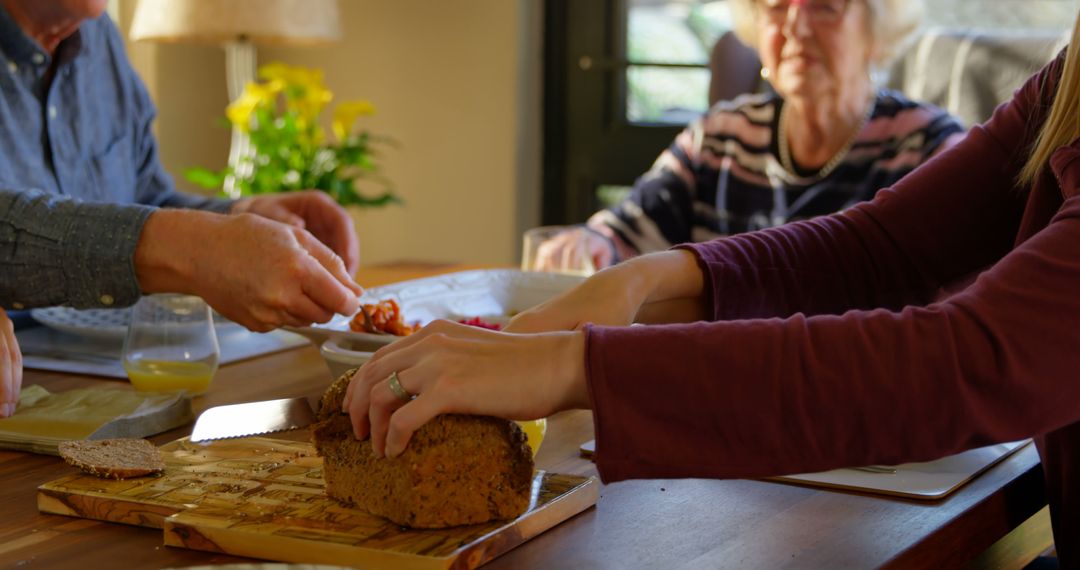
[
  {"x1": 520, "y1": 225, "x2": 597, "y2": 276},
  {"x1": 122, "y1": 294, "x2": 220, "y2": 395}
]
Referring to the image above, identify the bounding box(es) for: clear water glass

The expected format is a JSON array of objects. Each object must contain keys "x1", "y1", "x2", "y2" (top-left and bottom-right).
[
  {"x1": 521, "y1": 225, "x2": 597, "y2": 276},
  {"x1": 122, "y1": 294, "x2": 220, "y2": 395}
]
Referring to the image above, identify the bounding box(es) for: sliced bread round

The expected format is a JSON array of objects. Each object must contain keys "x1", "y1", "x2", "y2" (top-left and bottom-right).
[{"x1": 58, "y1": 438, "x2": 165, "y2": 479}]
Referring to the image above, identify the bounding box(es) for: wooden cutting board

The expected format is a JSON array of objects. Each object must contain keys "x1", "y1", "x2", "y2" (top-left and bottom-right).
[{"x1": 37, "y1": 437, "x2": 599, "y2": 569}]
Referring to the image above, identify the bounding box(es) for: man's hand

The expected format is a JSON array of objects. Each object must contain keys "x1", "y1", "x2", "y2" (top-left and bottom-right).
[
  {"x1": 135, "y1": 209, "x2": 362, "y2": 332},
  {"x1": 232, "y1": 191, "x2": 360, "y2": 275}
]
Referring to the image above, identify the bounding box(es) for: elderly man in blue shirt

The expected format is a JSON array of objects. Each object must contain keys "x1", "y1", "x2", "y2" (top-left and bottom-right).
[{"x1": 0, "y1": 0, "x2": 366, "y2": 415}]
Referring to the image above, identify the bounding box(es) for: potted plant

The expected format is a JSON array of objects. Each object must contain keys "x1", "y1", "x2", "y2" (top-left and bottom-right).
[{"x1": 186, "y1": 62, "x2": 398, "y2": 208}]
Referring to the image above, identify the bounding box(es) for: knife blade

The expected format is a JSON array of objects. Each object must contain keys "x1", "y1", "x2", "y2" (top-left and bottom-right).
[
  {"x1": 190, "y1": 397, "x2": 317, "y2": 442},
  {"x1": 21, "y1": 348, "x2": 121, "y2": 365}
]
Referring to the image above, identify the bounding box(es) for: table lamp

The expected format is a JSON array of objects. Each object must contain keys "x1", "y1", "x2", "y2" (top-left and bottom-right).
[{"x1": 129, "y1": 0, "x2": 342, "y2": 197}]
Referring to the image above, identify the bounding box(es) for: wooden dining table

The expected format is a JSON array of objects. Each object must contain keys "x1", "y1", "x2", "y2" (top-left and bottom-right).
[{"x1": 0, "y1": 263, "x2": 1054, "y2": 569}]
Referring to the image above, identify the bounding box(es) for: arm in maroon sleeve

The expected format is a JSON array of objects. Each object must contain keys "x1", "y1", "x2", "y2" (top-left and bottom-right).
[
  {"x1": 677, "y1": 65, "x2": 1053, "y2": 322},
  {"x1": 586, "y1": 59, "x2": 1076, "y2": 482}
]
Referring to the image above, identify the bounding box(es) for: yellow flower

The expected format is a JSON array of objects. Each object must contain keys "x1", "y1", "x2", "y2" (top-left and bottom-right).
[
  {"x1": 226, "y1": 80, "x2": 283, "y2": 130},
  {"x1": 332, "y1": 100, "x2": 377, "y2": 141},
  {"x1": 292, "y1": 82, "x2": 333, "y2": 125},
  {"x1": 259, "y1": 62, "x2": 324, "y2": 89},
  {"x1": 256, "y1": 62, "x2": 336, "y2": 128}
]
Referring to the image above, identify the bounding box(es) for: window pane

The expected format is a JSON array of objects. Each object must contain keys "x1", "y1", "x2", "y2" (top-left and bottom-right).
[
  {"x1": 627, "y1": 65, "x2": 710, "y2": 124},
  {"x1": 925, "y1": 0, "x2": 1074, "y2": 30},
  {"x1": 627, "y1": 0, "x2": 734, "y2": 65},
  {"x1": 596, "y1": 185, "x2": 633, "y2": 208}
]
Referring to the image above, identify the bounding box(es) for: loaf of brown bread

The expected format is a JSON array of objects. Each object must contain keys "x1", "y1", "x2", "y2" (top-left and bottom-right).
[
  {"x1": 58, "y1": 438, "x2": 164, "y2": 479},
  {"x1": 312, "y1": 371, "x2": 534, "y2": 528}
]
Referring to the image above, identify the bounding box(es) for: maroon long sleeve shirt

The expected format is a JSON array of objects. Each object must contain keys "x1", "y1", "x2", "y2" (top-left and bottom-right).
[{"x1": 585, "y1": 54, "x2": 1080, "y2": 565}]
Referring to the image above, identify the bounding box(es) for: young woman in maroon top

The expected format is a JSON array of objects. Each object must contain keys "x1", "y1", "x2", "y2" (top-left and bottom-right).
[{"x1": 344, "y1": 10, "x2": 1080, "y2": 567}]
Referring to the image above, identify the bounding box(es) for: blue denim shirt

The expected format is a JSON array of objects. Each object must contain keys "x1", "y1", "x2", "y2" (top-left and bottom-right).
[{"x1": 0, "y1": 7, "x2": 232, "y2": 310}]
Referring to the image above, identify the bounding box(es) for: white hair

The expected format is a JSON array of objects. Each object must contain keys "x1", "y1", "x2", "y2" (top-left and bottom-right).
[{"x1": 728, "y1": 0, "x2": 925, "y2": 70}]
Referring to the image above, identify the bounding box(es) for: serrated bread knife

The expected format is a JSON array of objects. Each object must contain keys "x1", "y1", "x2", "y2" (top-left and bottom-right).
[{"x1": 190, "y1": 398, "x2": 317, "y2": 442}]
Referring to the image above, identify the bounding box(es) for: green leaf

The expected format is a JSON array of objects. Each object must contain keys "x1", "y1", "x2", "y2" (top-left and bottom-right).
[
  {"x1": 184, "y1": 167, "x2": 226, "y2": 189},
  {"x1": 345, "y1": 191, "x2": 403, "y2": 208}
]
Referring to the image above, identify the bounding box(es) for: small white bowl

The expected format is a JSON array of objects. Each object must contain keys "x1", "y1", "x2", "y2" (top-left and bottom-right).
[{"x1": 320, "y1": 336, "x2": 379, "y2": 380}]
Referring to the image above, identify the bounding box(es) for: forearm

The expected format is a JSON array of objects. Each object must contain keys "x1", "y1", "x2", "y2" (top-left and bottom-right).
[
  {"x1": 0, "y1": 189, "x2": 153, "y2": 308},
  {"x1": 588, "y1": 199, "x2": 1080, "y2": 481},
  {"x1": 607, "y1": 250, "x2": 707, "y2": 323},
  {"x1": 133, "y1": 208, "x2": 216, "y2": 295},
  {"x1": 159, "y1": 191, "x2": 234, "y2": 213}
]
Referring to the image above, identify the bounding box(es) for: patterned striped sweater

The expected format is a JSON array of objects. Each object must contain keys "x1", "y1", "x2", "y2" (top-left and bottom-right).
[{"x1": 589, "y1": 90, "x2": 965, "y2": 261}]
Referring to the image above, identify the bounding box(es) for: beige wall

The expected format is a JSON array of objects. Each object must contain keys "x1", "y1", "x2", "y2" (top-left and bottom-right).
[{"x1": 118, "y1": 0, "x2": 541, "y2": 266}]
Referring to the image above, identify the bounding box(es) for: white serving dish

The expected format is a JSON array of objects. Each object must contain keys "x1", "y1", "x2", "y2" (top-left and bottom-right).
[
  {"x1": 306, "y1": 269, "x2": 585, "y2": 379},
  {"x1": 291, "y1": 269, "x2": 587, "y2": 350},
  {"x1": 320, "y1": 336, "x2": 376, "y2": 380}
]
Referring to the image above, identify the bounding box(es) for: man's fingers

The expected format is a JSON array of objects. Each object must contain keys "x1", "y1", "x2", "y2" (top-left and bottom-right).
[
  {"x1": 282, "y1": 212, "x2": 306, "y2": 229},
  {"x1": 312, "y1": 205, "x2": 360, "y2": 276},
  {"x1": 340, "y1": 225, "x2": 360, "y2": 276},
  {"x1": 300, "y1": 231, "x2": 363, "y2": 297},
  {"x1": 285, "y1": 295, "x2": 336, "y2": 325},
  {"x1": 296, "y1": 234, "x2": 361, "y2": 316},
  {"x1": 288, "y1": 192, "x2": 360, "y2": 278}
]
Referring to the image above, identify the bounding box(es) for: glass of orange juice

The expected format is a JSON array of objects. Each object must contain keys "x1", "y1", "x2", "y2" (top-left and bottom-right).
[{"x1": 122, "y1": 294, "x2": 219, "y2": 395}]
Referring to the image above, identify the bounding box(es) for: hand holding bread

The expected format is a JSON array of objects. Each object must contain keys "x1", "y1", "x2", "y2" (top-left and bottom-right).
[{"x1": 342, "y1": 319, "x2": 591, "y2": 458}]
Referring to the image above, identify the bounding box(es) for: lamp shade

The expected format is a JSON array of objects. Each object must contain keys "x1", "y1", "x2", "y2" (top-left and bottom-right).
[{"x1": 129, "y1": 0, "x2": 341, "y2": 45}]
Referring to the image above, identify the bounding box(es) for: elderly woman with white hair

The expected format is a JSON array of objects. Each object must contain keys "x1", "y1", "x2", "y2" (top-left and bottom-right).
[{"x1": 538, "y1": 0, "x2": 964, "y2": 269}]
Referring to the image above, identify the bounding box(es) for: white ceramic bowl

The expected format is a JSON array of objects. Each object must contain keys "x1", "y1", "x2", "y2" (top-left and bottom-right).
[
  {"x1": 291, "y1": 269, "x2": 586, "y2": 347},
  {"x1": 320, "y1": 336, "x2": 378, "y2": 380}
]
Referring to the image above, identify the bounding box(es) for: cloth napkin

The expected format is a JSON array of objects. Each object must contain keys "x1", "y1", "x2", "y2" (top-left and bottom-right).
[{"x1": 0, "y1": 385, "x2": 193, "y2": 455}]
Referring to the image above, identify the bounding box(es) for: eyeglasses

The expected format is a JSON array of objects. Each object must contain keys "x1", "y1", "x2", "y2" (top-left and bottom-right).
[{"x1": 756, "y1": 0, "x2": 852, "y2": 27}]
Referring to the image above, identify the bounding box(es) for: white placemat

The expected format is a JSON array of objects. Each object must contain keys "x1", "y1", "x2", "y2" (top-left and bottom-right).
[
  {"x1": 772, "y1": 440, "x2": 1031, "y2": 499},
  {"x1": 580, "y1": 438, "x2": 1030, "y2": 500},
  {"x1": 17, "y1": 325, "x2": 309, "y2": 379}
]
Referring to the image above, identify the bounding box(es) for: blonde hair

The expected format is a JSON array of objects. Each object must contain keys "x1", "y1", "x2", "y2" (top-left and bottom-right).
[
  {"x1": 728, "y1": 0, "x2": 924, "y2": 70},
  {"x1": 1018, "y1": 14, "x2": 1080, "y2": 185}
]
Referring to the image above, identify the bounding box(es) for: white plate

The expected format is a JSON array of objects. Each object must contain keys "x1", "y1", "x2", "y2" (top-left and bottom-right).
[
  {"x1": 290, "y1": 269, "x2": 586, "y2": 347},
  {"x1": 30, "y1": 307, "x2": 131, "y2": 340},
  {"x1": 31, "y1": 306, "x2": 239, "y2": 341}
]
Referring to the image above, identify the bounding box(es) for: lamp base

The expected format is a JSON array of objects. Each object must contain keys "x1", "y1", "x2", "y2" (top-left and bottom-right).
[{"x1": 223, "y1": 40, "x2": 257, "y2": 200}]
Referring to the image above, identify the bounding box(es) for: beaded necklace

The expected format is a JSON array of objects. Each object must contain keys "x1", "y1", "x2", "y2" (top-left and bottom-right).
[{"x1": 778, "y1": 94, "x2": 876, "y2": 180}]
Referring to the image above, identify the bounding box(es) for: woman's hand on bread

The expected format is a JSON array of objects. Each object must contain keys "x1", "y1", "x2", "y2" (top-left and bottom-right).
[
  {"x1": 343, "y1": 319, "x2": 591, "y2": 458},
  {"x1": 0, "y1": 310, "x2": 22, "y2": 418}
]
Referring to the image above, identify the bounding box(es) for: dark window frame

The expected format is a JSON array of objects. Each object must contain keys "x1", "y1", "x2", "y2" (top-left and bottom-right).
[{"x1": 543, "y1": 0, "x2": 703, "y2": 225}]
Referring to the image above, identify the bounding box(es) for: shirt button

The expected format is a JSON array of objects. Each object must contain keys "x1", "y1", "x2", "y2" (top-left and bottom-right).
[
  {"x1": 100, "y1": 294, "x2": 115, "y2": 306},
  {"x1": 11, "y1": 302, "x2": 24, "y2": 310},
  {"x1": 31, "y1": 53, "x2": 44, "y2": 65},
  {"x1": 48, "y1": 106, "x2": 57, "y2": 119},
  {"x1": 6, "y1": 61, "x2": 16, "y2": 74}
]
